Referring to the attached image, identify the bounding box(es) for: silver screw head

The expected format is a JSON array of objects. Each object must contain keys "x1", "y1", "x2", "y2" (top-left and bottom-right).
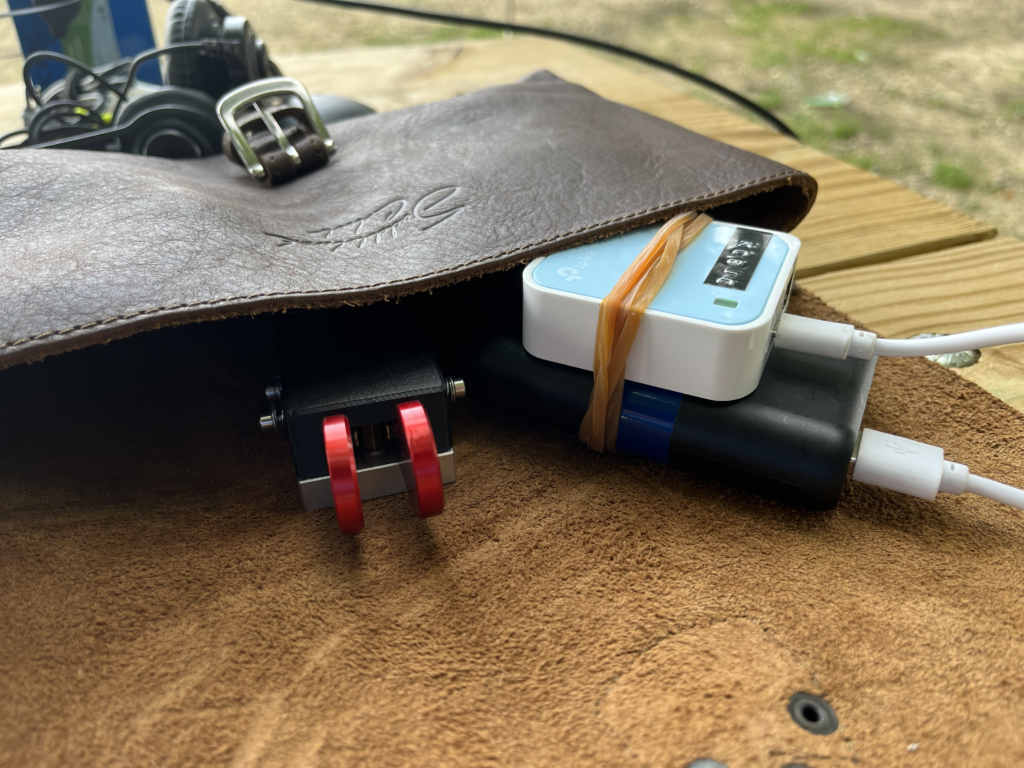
[
  {"x1": 910, "y1": 333, "x2": 982, "y2": 368},
  {"x1": 447, "y1": 377, "x2": 466, "y2": 402},
  {"x1": 259, "y1": 408, "x2": 284, "y2": 434}
]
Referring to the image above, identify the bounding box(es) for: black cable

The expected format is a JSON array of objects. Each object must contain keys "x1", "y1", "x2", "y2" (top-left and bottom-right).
[
  {"x1": 27, "y1": 100, "x2": 106, "y2": 143},
  {"x1": 112, "y1": 42, "x2": 208, "y2": 122},
  {"x1": 297, "y1": 0, "x2": 798, "y2": 139},
  {"x1": 0, "y1": 0, "x2": 80, "y2": 19},
  {"x1": 23, "y1": 51, "x2": 124, "y2": 107},
  {"x1": 18, "y1": 40, "x2": 241, "y2": 141},
  {"x1": 64, "y1": 57, "x2": 133, "y2": 101},
  {"x1": 0, "y1": 129, "x2": 29, "y2": 148},
  {"x1": 113, "y1": 40, "x2": 240, "y2": 123}
]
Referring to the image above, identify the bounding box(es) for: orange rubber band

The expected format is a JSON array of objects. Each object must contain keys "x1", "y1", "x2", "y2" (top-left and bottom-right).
[{"x1": 579, "y1": 211, "x2": 713, "y2": 452}]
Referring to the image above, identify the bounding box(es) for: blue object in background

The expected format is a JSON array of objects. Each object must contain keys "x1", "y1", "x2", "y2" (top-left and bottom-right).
[{"x1": 9, "y1": 0, "x2": 160, "y2": 89}]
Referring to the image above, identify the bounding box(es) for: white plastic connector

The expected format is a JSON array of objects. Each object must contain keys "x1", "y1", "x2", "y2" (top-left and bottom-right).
[
  {"x1": 848, "y1": 328, "x2": 877, "y2": 360},
  {"x1": 851, "y1": 428, "x2": 1024, "y2": 510},
  {"x1": 851, "y1": 429, "x2": 946, "y2": 500},
  {"x1": 774, "y1": 314, "x2": 878, "y2": 360}
]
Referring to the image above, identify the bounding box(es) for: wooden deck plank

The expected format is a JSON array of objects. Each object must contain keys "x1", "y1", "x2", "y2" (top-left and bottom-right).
[
  {"x1": 277, "y1": 38, "x2": 996, "y2": 277},
  {"x1": 802, "y1": 237, "x2": 1024, "y2": 411}
]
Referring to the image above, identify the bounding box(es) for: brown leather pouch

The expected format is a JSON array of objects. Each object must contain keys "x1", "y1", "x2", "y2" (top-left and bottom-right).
[{"x1": 0, "y1": 73, "x2": 816, "y2": 369}]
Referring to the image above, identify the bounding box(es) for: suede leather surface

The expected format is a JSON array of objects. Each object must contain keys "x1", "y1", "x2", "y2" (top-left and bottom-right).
[
  {"x1": 1, "y1": 288, "x2": 1022, "y2": 767},
  {"x1": 0, "y1": 75, "x2": 815, "y2": 370}
]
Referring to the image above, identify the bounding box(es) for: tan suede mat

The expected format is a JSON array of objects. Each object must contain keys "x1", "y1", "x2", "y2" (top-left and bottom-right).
[{"x1": 2, "y1": 288, "x2": 1023, "y2": 767}]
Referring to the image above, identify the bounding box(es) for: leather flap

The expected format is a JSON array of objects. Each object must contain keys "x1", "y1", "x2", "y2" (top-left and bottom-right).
[{"x1": 0, "y1": 77, "x2": 816, "y2": 369}]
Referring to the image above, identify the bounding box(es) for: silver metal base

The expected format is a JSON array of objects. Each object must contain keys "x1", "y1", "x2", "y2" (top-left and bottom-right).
[{"x1": 298, "y1": 449, "x2": 456, "y2": 511}]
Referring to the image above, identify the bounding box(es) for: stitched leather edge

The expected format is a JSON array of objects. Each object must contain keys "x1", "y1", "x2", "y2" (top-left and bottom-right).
[{"x1": 0, "y1": 170, "x2": 811, "y2": 355}]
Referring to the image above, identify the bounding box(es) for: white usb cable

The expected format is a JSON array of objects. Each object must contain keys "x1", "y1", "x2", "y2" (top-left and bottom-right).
[
  {"x1": 773, "y1": 317, "x2": 1024, "y2": 510},
  {"x1": 775, "y1": 315, "x2": 1024, "y2": 361},
  {"x1": 851, "y1": 429, "x2": 1024, "y2": 510}
]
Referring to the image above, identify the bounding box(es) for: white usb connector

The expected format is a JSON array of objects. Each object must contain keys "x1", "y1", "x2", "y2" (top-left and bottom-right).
[
  {"x1": 851, "y1": 428, "x2": 1024, "y2": 510},
  {"x1": 773, "y1": 314, "x2": 877, "y2": 359}
]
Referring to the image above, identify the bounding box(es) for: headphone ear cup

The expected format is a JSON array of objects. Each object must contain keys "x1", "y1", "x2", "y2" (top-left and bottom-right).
[
  {"x1": 221, "y1": 16, "x2": 260, "y2": 85},
  {"x1": 254, "y1": 37, "x2": 272, "y2": 79},
  {"x1": 164, "y1": 0, "x2": 231, "y2": 98},
  {"x1": 117, "y1": 87, "x2": 223, "y2": 158}
]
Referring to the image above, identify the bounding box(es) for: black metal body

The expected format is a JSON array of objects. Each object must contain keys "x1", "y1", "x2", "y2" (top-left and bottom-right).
[{"x1": 277, "y1": 310, "x2": 451, "y2": 482}]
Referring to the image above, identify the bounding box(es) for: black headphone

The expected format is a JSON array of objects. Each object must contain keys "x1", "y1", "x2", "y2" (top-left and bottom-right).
[
  {"x1": 17, "y1": 0, "x2": 279, "y2": 158},
  {"x1": 163, "y1": 0, "x2": 279, "y2": 99}
]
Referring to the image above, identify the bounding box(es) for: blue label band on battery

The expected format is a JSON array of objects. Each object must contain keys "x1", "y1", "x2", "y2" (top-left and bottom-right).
[{"x1": 616, "y1": 381, "x2": 684, "y2": 463}]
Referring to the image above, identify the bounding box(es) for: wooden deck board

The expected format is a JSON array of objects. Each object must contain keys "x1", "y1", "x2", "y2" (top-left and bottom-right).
[{"x1": 802, "y1": 237, "x2": 1024, "y2": 411}]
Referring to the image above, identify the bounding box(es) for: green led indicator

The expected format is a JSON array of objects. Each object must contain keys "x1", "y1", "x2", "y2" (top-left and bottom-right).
[{"x1": 713, "y1": 297, "x2": 739, "y2": 308}]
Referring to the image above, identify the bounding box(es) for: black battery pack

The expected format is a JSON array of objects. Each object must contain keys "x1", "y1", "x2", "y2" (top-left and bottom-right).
[{"x1": 474, "y1": 336, "x2": 877, "y2": 509}]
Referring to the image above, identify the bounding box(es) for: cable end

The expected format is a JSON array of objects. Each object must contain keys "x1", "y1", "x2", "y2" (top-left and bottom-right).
[
  {"x1": 775, "y1": 314, "x2": 877, "y2": 360},
  {"x1": 851, "y1": 429, "x2": 1024, "y2": 511},
  {"x1": 847, "y1": 329, "x2": 877, "y2": 359},
  {"x1": 851, "y1": 428, "x2": 944, "y2": 500}
]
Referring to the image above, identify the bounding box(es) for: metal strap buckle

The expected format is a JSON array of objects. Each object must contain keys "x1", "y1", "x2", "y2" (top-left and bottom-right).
[{"x1": 216, "y1": 77, "x2": 336, "y2": 181}]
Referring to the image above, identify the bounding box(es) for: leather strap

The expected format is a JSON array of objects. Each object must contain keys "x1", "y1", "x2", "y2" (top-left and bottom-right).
[{"x1": 222, "y1": 105, "x2": 331, "y2": 185}]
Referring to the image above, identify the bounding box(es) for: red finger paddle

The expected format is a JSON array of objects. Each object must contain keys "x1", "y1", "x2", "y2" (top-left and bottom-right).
[
  {"x1": 322, "y1": 414, "x2": 364, "y2": 535},
  {"x1": 395, "y1": 401, "x2": 444, "y2": 518}
]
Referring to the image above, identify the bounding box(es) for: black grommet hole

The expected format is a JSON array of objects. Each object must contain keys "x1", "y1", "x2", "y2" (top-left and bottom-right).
[{"x1": 787, "y1": 692, "x2": 839, "y2": 735}]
